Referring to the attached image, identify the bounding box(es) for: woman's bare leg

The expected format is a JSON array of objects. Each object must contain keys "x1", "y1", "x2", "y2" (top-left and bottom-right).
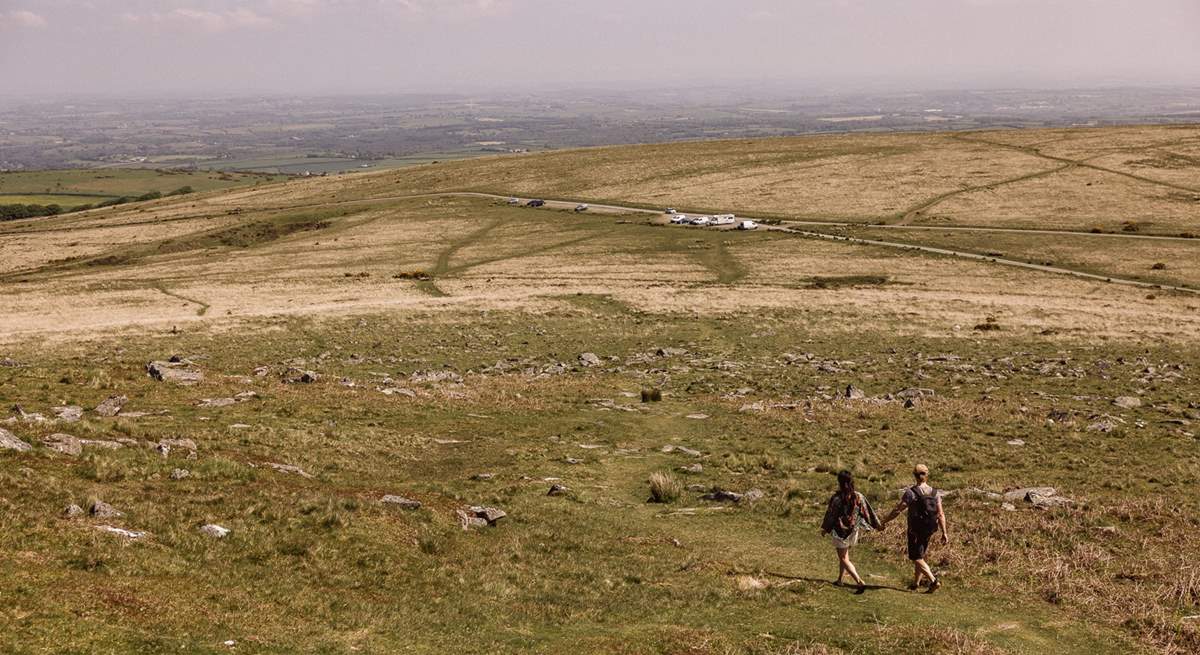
[
  {"x1": 838, "y1": 548, "x2": 865, "y2": 586},
  {"x1": 835, "y1": 548, "x2": 846, "y2": 584}
]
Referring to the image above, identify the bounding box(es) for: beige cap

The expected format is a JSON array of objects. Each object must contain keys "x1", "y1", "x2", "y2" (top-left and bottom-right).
[{"x1": 913, "y1": 464, "x2": 930, "y2": 476}]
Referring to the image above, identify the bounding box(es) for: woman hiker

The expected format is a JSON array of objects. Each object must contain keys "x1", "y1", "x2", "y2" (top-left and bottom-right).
[{"x1": 820, "y1": 470, "x2": 884, "y2": 594}]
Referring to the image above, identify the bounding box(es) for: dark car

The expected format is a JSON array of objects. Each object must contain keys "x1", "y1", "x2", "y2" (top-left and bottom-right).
[{"x1": 526, "y1": 199, "x2": 546, "y2": 207}]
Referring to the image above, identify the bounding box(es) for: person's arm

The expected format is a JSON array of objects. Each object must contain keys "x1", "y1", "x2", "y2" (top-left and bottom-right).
[
  {"x1": 881, "y1": 498, "x2": 907, "y2": 526},
  {"x1": 937, "y1": 496, "x2": 949, "y2": 544},
  {"x1": 820, "y1": 497, "x2": 836, "y2": 535}
]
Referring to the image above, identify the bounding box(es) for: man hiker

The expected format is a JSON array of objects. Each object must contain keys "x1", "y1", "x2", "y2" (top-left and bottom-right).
[{"x1": 881, "y1": 464, "x2": 948, "y2": 592}]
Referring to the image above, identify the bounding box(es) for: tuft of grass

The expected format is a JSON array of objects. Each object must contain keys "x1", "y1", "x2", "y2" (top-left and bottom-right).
[{"x1": 648, "y1": 472, "x2": 683, "y2": 504}]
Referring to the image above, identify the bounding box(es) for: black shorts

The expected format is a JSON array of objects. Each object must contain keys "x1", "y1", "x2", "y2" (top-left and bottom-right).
[{"x1": 907, "y1": 529, "x2": 935, "y2": 561}]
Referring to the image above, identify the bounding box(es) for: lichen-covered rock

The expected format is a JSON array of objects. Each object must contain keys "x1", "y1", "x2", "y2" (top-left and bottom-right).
[{"x1": 0, "y1": 428, "x2": 31, "y2": 452}]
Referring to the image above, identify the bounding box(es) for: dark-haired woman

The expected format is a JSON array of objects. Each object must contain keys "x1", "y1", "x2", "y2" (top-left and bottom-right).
[{"x1": 820, "y1": 470, "x2": 883, "y2": 593}]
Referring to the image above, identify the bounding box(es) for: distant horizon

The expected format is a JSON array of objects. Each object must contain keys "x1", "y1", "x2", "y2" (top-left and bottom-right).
[
  {"x1": 2, "y1": 1, "x2": 1198, "y2": 97},
  {"x1": 2, "y1": 80, "x2": 1199, "y2": 105}
]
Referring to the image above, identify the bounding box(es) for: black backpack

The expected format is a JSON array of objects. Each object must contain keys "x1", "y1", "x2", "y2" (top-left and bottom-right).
[{"x1": 907, "y1": 485, "x2": 940, "y2": 532}]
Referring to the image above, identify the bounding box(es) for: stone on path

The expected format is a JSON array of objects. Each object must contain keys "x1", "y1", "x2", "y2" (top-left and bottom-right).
[
  {"x1": 0, "y1": 428, "x2": 31, "y2": 452},
  {"x1": 381, "y1": 495, "x2": 422, "y2": 509},
  {"x1": 94, "y1": 395, "x2": 127, "y2": 417}
]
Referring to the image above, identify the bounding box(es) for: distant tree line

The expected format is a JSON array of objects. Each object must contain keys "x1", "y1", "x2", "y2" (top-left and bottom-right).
[{"x1": 0, "y1": 186, "x2": 193, "y2": 222}]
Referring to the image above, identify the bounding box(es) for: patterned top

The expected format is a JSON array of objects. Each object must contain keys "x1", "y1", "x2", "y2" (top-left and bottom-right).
[{"x1": 821, "y1": 491, "x2": 882, "y2": 538}]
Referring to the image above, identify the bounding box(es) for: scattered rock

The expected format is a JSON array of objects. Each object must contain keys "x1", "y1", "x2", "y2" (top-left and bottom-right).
[
  {"x1": 282, "y1": 368, "x2": 319, "y2": 384},
  {"x1": 1027, "y1": 490, "x2": 1074, "y2": 510},
  {"x1": 381, "y1": 495, "x2": 422, "y2": 509},
  {"x1": 579, "y1": 352, "x2": 602, "y2": 367},
  {"x1": 1087, "y1": 419, "x2": 1117, "y2": 433},
  {"x1": 735, "y1": 575, "x2": 770, "y2": 591},
  {"x1": 95, "y1": 525, "x2": 146, "y2": 539},
  {"x1": 53, "y1": 405, "x2": 83, "y2": 422},
  {"x1": 895, "y1": 387, "x2": 936, "y2": 400},
  {"x1": 547, "y1": 484, "x2": 569, "y2": 496},
  {"x1": 0, "y1": 428, "x2": 32, "y2": 452},
  {"x1": 409, "y1": 370, "x2": 462, "y2": 384},
  {"x1": 678, "y1": 463, "x2": 704, "y2": 474},
  {"x1": 845, "y1": 385, "x2": 866, "y2": 400},
  {"x1": 1001, "y1": 487, "x2": 1057, "y2": 503},
  {"x1": 564, "y1": 457, "x2": 583, "y2": 465},
  {"x1": 685, "y1": 413, "x2": 709, "y2": 420},
  {"x1": 457, "y1": 505, "x2": 506, "y2": 529},
  {"x1": 701, "y1": 488, "x2": 763, "y2": 503},
  {"x1": 42, "y1": 433, "x2": 82, "y2": 456},
  {"x1": 200, "y1": 524, "x2": 231, "y2": 538},
  {"x1": 1000, "y1": 502, "x2": 1016, "y2": 512},
  {"x1": 1007, "y1": 439, "x2": 1025, "y2": 446},
  {"x1": 80, "y1": 438, "x2": 125, "y2": 450},
  {"x1": 655, "y1": 347, "x2": 687, "y2": 358},
  {"x1": 90, "y1": 501, "x2": 123, "y2": 519},
  {"x1": 0, "y1": 357, "x2": 20, "y2": 367},
  {"x1": 63, "y1": 504, "x2": 85, "y2": 519},
  {"x1": 146, "y1": 361, "x2": 203, "y2": 384},
  {"x1": 159, "y1": 438, "x2": 198, "y2": 454},
  {"x1": 93, "y1": 395, "x2": 127, "y2": 417},
  {"x1": 471, "y1": 473, "x2": 495, "y2": 481},
  {"x1": 1113, "y1": 396, "x2": 1142, "y2": 409},
  {"x1": 253, "y1": 366, "x2": 270, "y2": 377},
  {"x1": 661, "y1": 444, "x2": 702, "y2": 457},
  {"x1": 265, "y1": 462, "x2": 313, "y2": 478},
  {"x1": 10, "y1": 404, "x2": 47, "y2": 422},
  {"x1": 170, "y1": 468, "x2": 191, "y2": 480},
  {"x1": 198, "y1": 397, "x2": 236, "y2": 408}
]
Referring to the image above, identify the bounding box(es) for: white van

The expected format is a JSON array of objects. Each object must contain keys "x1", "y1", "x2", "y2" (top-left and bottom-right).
[{"x1": 736, "y1": 220, "x2": 758, "y2": 230}]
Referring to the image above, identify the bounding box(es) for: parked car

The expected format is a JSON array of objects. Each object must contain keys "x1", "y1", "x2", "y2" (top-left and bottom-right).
[
  {"x1": 736, "y1": 220, "x2": 759, "y2": 230},
  {"x1": 507, "y1": 197, "x2": 520, "y2": 205},
  {"x1": 711, "y1": 215, "x2": 736, "y2": 226},
  {"x1": 665, "y1": 208, "x2": 678, "y2": 214},
  {"x1": 690, "y1": 216, "x2": 712, "y2": 226},
  {"x1": 669, "y1": 214, "x2": 690, "y2": 224},
  {"x1": 574, "y1": 203, "x2": 589, "y2": 212},
  {"x1": 526, "y1": 199, "x2": 546, "y2": 207}
]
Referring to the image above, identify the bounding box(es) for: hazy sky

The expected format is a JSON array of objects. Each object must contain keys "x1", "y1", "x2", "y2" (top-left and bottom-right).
[{"x1": 2, "y1": 0, "x2": 1198, "y2": 95}]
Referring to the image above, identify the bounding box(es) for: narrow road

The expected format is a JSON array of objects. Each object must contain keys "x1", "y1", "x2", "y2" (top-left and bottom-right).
[{"x1": 483, "y1": 193, "x2": 1200, "y2": 296}]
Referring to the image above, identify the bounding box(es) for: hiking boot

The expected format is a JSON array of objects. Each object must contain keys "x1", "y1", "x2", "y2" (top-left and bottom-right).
[{"x1": 926, "y1": 578, "x2": 942, "y2": 593}]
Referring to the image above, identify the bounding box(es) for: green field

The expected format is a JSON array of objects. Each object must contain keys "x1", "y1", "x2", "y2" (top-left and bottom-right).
[
  {"x1": 0, "y1": 168, "x2": 288, "y2": 201},
  {"x1": 0, "y1": 193, "x2": 115, "y2": 209}
]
